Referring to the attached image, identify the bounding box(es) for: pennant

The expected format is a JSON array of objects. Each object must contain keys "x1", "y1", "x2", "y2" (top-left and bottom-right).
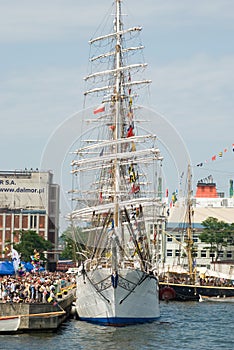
[
  {"x1": 128, "y1": 111, "x2": 133, "y2": 121},
  {"x1": 212, "y1": 155, "x2": 216, "y2": 161},
  {"x1": 129, "y1": 165, "x2": 136, "y2": 183},
  {"x1": 219, "y1": 152, "x2": 223, "y2": 158},
  {"x1": 131, "y1": 142, "x2": 136, "y2": 152},
  {"x1": 233, "y1": 144, "x2": 234, "y2": 152},
  {"x1": 196, "y1": 163, "x2": 203, "y2": 167},
  {"x1": 172, "y1": 191, "x2": 177, "y2": 203},
  {"x1": 99, "y1": 191, "x2": 103, "y2": 203},
  {"x1": 131, "y1": 184, "x2": 140, "y2": 194},
  {"x1": 224, "y1": 148, "x2": 227, "y2": 153},
  {"x1": 154, "y1": 227, "x2": 157, "y2": 241},
  {"x1": 93, "y1": 103, "x2": 105, "y2": 114},
  {"x1": 109, "y1": 125, "x2": 116, "y2": 132},
  {"x1": 127, "y1": 125, "x2": 134, "y2": 137}
]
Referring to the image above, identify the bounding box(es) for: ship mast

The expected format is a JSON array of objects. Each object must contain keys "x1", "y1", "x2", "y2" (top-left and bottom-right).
[
  {"x1": 112, "y1": 0, "x2": 122, "y2": 272},
  {"x1": 69, "y1": 0, "x2": 162, "y2": 270},
  {"x1": 185, "y1": 164, "x2": 195, "y2": 283}
]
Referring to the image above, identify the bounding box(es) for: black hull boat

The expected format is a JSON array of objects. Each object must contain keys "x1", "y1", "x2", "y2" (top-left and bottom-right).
[{"x1": 159, "y1": 282, "x2": 234, "y2": 301}]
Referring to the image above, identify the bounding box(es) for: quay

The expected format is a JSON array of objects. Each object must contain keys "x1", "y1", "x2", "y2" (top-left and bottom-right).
[
  {"x1": 0, "y1": 286, "x2": 76, "y2": 332},
  {"x1": 0, "y1": 270, "x2": 77, "y2": 333}
]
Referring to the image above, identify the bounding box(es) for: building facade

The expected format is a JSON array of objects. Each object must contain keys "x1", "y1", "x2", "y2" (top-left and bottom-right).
[
  {"x1": 161, "y1": 180, "x2": 234, "y2": 274},
  {"x1": 0, "y1": 170, "x2": 59, "y2": 269}
]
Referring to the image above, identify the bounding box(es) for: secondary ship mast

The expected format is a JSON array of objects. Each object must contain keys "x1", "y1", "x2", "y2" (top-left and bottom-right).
[{"x1": 185, "y1": 164, "x2": 195, "y2": 283}]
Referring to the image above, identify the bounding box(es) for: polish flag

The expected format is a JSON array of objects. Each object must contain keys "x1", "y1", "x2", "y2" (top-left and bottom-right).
[{"x1": 93, "y1": 103, "x2": 105, "y2": 114}]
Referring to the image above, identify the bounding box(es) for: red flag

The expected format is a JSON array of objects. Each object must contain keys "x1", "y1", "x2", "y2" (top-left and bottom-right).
[
  {"x1": 131, "y1": 184, "x2": 140, "y2": 193},
  {"x1": 109, "y1": 125, "x2": 116, "y2": 132},
  {"x1": 99, "y1": 192, "x2": 103, "y2": 203},
  {"x1": 212, "y1": 155, "x2": 216, "y2": 161},
  {"x1": 93, "y1": 103, "x2": 105, "y2": 114},
  {"x1": 127, "y1": 126, "x2": 134, "y2": 137}
]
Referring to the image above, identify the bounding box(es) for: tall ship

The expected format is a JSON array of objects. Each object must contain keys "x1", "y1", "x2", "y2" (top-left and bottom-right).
[{"x1": 68, "y1": 0, "x2": 165, "y2": 325}]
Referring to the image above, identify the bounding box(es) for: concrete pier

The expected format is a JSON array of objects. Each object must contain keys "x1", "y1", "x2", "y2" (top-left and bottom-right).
[{"x1": 0, "y1": 288, "x2": 76, "y2": 332}]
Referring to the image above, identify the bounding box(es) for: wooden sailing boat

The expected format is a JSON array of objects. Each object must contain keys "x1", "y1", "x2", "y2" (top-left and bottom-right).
[
  {"x1": 0, "y1": 316, "x2": 20, "y2": 333},
  {"x1": 199, "y1": 294, "x2": 234, "y2": 303},
  {"x1": 69, "y1": 0, "x2": 164, "y2": 325}
]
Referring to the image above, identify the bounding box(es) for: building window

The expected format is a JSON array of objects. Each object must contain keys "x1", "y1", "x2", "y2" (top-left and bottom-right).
[
  {"x1": 39, "y1": 216, "x2": 45, "y2": 228},
  {"x1": 175, "y1": 250, "x2": 180, "y2": 257},
  {"x1": 30, "y1": 215, "x2": 37, "y2": 229},
  {"x1": 226, "y1": 251, "x2": 232, "y2": 259},
  {"x1": 149, "y1": 224, "x2": 153, "y2": 235},
  {"x1": 167, "y1": 250, "x2": 172, "y2": 257},
  {"x1": 175, "y1": 235, "x2": 181, "y2": 242},
  {"x1": 227, "y1": 237, "x2": 234, "y2": 244},
  {"x1": 201, "y1": 250, "x2": 207, "y2": 258},
  {"x1": 219, "y1": 251, "x2": 223, "y2": 258},
  {"x1": 6, "y1": 215, "x2": 11, "y2": 228},
  {"x1": 167, "y1": 237, "x2": 172, "y2": 242},
  {"x1": 209, "y1": 251, "x2": 215, "y2": 258},
  {"x1": 150, "y1": 224, "x2": 158, "y2": 236},
  {"x1": 5, "y1": 230, "x2": 11, "y2": 241},
  {"x1": 14, "y1": 215, "x2": 20, "y2": 228}
]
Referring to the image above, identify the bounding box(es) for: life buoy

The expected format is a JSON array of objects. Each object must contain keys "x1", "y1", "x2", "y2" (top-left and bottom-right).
[{"x1": 159, "y1": 286, "x2": 176, "y2": 301}]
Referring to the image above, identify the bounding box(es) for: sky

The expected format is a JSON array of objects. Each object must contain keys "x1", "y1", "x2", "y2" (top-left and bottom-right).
[{"x1": 1, "y1": 0, "x2": 234, "y2": 232}]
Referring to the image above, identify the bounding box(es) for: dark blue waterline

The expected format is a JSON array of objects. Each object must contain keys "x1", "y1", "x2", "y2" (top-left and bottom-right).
[{"x1": 78, "y1": 316, "x2": 160, "y2": 326}]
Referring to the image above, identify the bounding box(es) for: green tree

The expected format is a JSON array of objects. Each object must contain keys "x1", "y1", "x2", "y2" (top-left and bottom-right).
[
  {"x1": 60, "y1": 225, "x2": 88, "y2": 262},
  {"x1": 60, "y1": 233, "x2": 77, "y2": 261},
  {"x1": 13, "y1": 230, "x2": 52, "y2": 262},
  {"x1": 200, "y1": 217, "x2": 234, "y2": 262}
]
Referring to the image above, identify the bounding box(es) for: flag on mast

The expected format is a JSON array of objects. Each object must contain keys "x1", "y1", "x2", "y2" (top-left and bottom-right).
[
  {"x1": 93, "y1": 103, "x2": 105, "y2": 114},
  {"x1": 11, "y1": 248, "x2": 21, "y2": 272}
]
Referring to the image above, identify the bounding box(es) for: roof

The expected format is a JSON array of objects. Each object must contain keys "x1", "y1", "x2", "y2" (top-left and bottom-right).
[{"x1": 167, "y1": 204, "x2": 234, "y2": 228}]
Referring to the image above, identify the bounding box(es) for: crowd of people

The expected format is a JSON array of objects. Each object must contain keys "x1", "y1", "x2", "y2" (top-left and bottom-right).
[
  {"x1": 199, "y1": 276, "x2": 234, "y2": 287},
  {"x1": 0, "y1": 271, "x2": 76, "y2": 304},
  {"x1": 159, "y1": 273, "x2": 234, "y2": 287}
]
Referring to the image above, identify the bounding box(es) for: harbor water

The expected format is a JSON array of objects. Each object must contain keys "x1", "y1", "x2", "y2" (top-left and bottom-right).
[{"x1": 1, "y1": 301, "x2": 233, "y2": 350}]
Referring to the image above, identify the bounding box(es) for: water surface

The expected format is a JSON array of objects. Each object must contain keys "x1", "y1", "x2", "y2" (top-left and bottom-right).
[{"x1": 1, "y1": 302, "x2": 233, "y2": 350}]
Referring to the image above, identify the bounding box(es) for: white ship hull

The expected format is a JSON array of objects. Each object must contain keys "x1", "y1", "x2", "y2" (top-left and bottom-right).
[{"x1": 75, "y1": 268, "x2": 160, "y2": 325}]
